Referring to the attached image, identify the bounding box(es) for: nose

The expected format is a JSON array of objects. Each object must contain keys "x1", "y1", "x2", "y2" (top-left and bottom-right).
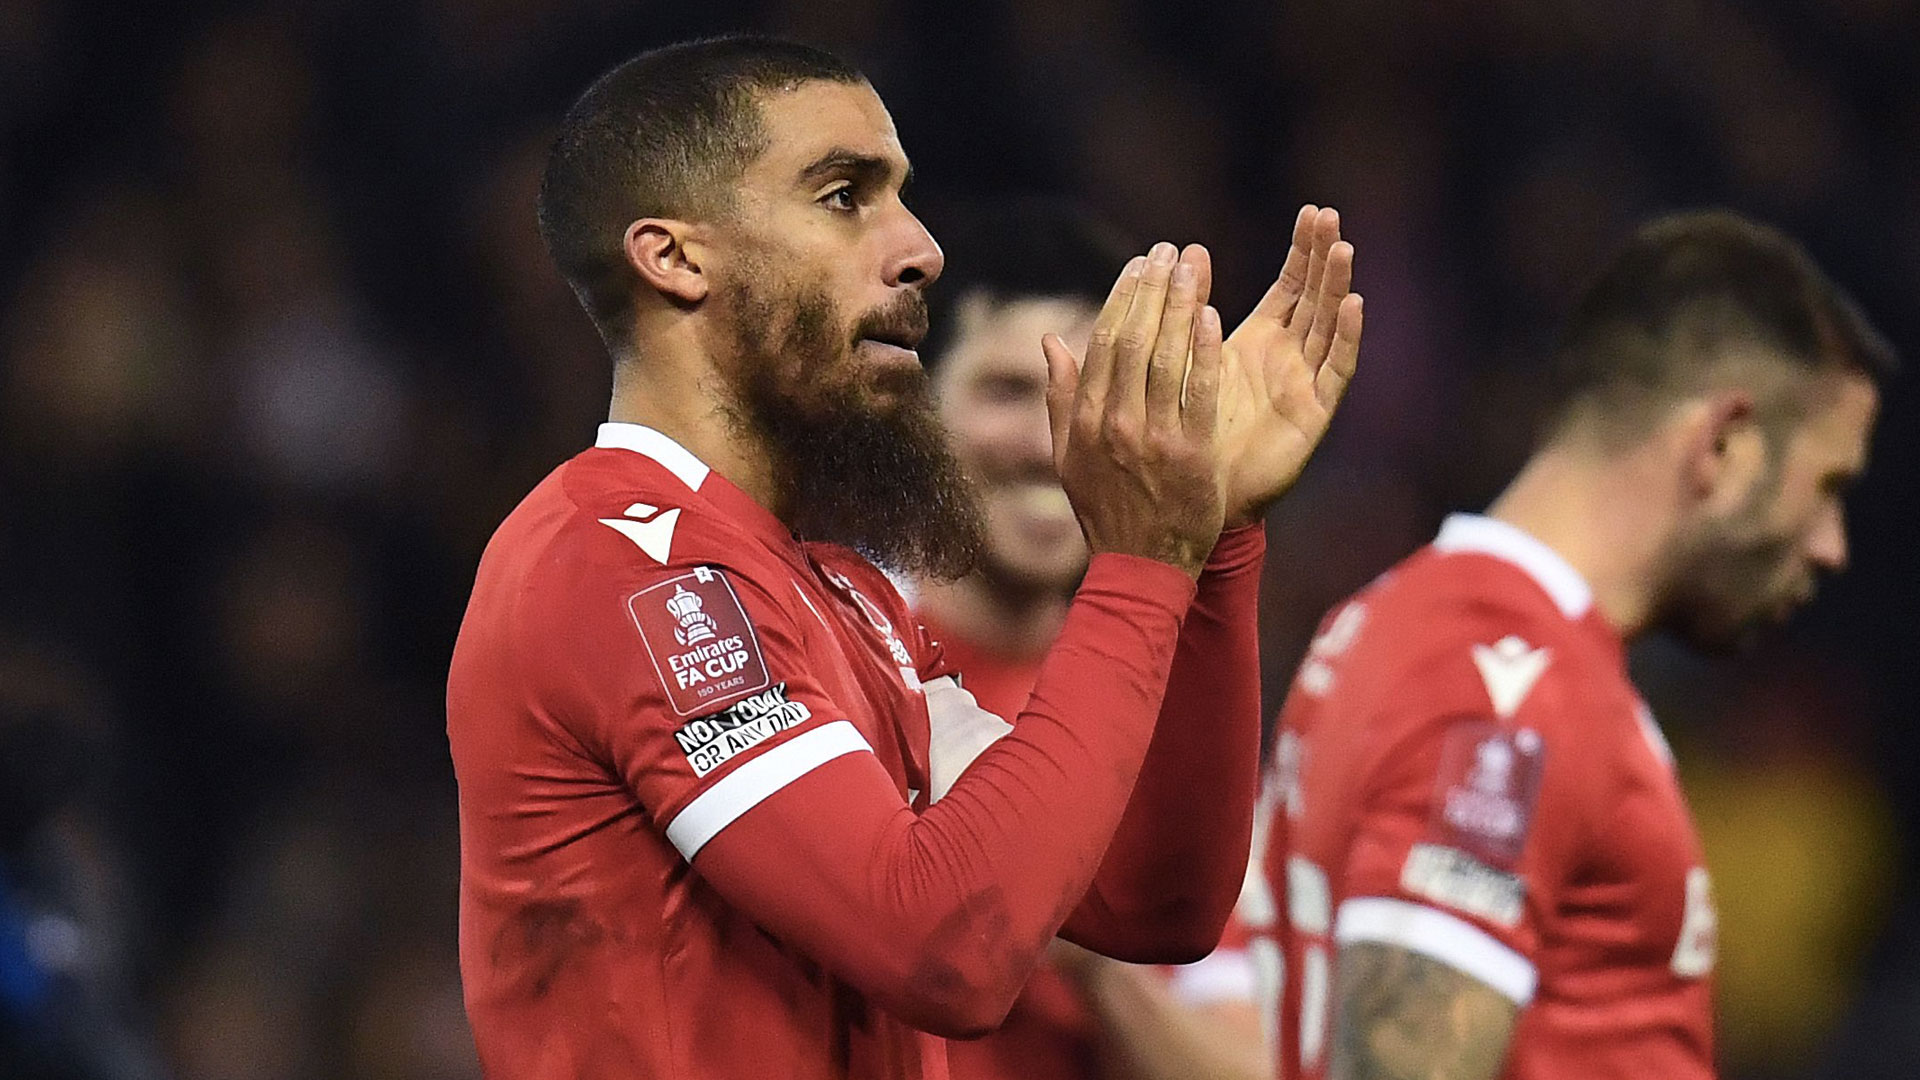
[
  {"x1": 1017, "y1": 396, "x2": 1056, "y2": 467},
  {"x1": 884, "y1": 206, "x2": 944, "y2": 290},
  {"x1": 1807, "y1": 503, "x2": 1849, "y2": 573}
]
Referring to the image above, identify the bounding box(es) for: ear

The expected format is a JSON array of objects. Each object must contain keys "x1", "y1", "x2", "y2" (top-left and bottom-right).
[
  {"x1": 1681, "y1": 391, "x2": 1766, "y2": 513},
  {"x1": 623, "y1": 218, "x2": 708, "y2": 304}
]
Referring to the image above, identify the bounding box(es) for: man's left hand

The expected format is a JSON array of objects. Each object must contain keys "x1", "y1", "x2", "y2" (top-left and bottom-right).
[{"x1": 1215, "y1": 204, "x2": 1364, "y2": 528}]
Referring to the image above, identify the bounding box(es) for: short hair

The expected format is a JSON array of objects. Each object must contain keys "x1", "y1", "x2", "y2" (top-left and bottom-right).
[
  {"x1": 538, "y1": 36, "x2": 865, "y2": 345},
  {"x1": 919, "y1": 198, "x2": 1137, "y2": 374},
  {"x1": 1542, "y1": 209, "x2": 1898, "y2": 447}
]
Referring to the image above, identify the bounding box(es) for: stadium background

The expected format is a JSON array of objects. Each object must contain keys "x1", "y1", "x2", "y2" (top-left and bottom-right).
[{"x1": 2, "y1": 1, "x2": 1917, "y2": 1077}]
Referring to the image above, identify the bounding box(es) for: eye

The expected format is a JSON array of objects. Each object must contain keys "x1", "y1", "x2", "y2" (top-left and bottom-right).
[
  {"x1": 822, "y1": 185, "x2": 857, "y2": 211},
  {"x1": 977, "y1": 373, "x2": 1043, "y2": 404}
]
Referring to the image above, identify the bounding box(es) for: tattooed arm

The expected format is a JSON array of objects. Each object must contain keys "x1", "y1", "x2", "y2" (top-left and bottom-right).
[{"x1": 1328, "y1": 942, "x2": 1519, "y2": 1080}]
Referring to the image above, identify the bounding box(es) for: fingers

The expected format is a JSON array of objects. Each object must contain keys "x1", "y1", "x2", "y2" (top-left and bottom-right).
[
  {"x1": 1246, "y1": 204, "x2": 1317, "y2": 325},
  {"x1": 1078, "y1": 255, "x2": 1147, "y2": 416},
  {"x1": 1183, "y1": 304, "x2": 1223, "y2": 440},
  {"x1": 1042, "y1": 332, "x2": 1081, "y2": 473},
  {"x1": 1189, "y1": 239, "x2": 1215, "y2": 312},
  {"x1": 1290, "y1": 207, "x2": 1340, "y2": 338},
  {"x1": 1313, "y1": 293, "x2": 1364, "y2": 412},
  {"x1": 1146, "y1": 246, "x2": 1209, "y2": 429},
  {"x1": 1107, "y1": 242, "x2": 1180, "y2": 418},
  {"x1": 1302, "y1": 240, "x2": 1354, "y2": 370}
]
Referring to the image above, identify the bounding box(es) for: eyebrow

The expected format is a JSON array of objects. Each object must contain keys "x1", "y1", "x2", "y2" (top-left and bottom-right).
[{"x1": 798, "y1": 148, "x2": 912, "y2": 191}]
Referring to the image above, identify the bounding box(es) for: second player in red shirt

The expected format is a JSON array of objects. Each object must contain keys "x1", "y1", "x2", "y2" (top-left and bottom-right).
[{"x1": 1257, "y1": 212, "x2": 1891, "y2": 1080}]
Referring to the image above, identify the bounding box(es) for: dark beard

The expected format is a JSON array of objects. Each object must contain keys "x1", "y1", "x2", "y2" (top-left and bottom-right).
[
  {"x1": 1659, "y1": 527, "x2": 1799, "y2": 653},
  {"x1": 724, "y1": 280, "x2": 985, "y2": 581},
  {"x1": 1655, "y1": 455, "x2": 1802, "y2": 653}
]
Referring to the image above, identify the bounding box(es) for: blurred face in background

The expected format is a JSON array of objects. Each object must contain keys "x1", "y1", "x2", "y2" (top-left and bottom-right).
[
  {"x1": 1662, "y1": 365, "x2": 1879, "y2": 648},
  {"x1": 933, "y1": 293, "x2": 1097, "y2": 594}
]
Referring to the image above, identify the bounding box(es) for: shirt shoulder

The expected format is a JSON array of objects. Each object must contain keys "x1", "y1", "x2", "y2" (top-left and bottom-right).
[
  {"x1": 1300, "y1": 546, "x2": 1621, "y2": 731},
  {"x1": 540, "y1": 449, "x2": 787, "y2": 576},
  {"x1": 497, "y1": 452, "x2": 814, "y2": 715},
  {"x1": 1280, "y1": 547, "x2": 1632, "y2": 872},
  {"x1": 475, "y1": 451, "x2": 801, "y2": 651}
]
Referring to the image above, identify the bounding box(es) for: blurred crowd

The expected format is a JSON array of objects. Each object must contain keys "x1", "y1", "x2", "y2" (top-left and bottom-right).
[{"x1": 2, "y1": 1, "x2": 1917, "y2": 1078}]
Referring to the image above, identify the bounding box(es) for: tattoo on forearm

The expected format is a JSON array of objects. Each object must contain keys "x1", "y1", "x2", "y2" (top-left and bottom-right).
[{"x1": 1329, "y1": 942, "x2": 1519, "y2": 1080}]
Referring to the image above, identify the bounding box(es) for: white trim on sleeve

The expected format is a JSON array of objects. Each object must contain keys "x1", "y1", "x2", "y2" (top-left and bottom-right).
[
  {"x1": 664, "y1": 720, "x2": 872, "y2": 860},
  {"x1": 1166, "y1": 948, "x2": 1258, "y2": 1006},
  {"x1": 1334, "y1": 896, "x2": 1538, "y2": 1005}
]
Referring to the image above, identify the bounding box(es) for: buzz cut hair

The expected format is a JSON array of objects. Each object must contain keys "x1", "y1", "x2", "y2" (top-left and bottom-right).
[
  {"x1": 917, "y1": 198, "x2": 1138, "y2": 375},
  {"x1": 1542, "y1": 209, "x2": 1897, "y2": 448},
  {"x1": 537, "y1": 35, "x2": 866, "y2": 346}
]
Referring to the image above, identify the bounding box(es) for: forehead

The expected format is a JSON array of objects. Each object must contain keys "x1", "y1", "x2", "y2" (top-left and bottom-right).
[
  {"x1": 742, "y1": 79, "x2": 905, "y2": 185},
  {"x1": 945, "y1": 295, "x2": 1101, "y2": 377}
]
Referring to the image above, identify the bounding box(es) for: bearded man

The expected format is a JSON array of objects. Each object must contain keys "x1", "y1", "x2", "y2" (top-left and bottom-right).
[
  {"x1": 446, "y1": 35, "x2": 1361, "y2": 1080},
  {"x1": 1256, "y1": 211, "x2": 1894, "y2": 1080}
]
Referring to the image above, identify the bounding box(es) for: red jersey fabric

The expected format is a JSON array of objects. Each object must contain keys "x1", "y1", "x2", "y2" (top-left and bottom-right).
[
  {"x1": 915, "y1": 613, "x2": 1096, "y2": 1080},
  {"x1": 1258, "y1": 514, "x2": 1717, "y2": 1080},
  {"x1": 914, "y1": 614, "x2": 1046, "y2": 736},
  {"x1": 448, "y1": 423, "x2": 1260, "y2": 1080},
  {"x1": 919, "y1": 582, "x2": 1265, "y2": 1080}
]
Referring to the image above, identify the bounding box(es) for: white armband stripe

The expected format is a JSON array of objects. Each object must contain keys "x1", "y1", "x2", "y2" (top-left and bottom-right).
[
  {"x1": 923, "y1": 674, "x2": 1013, "y2": 804},
  {"x1": 665, "y1": 720, "x2": 872, "y2": 860},
  {"x1": 1334, "y1": 896, "x2": 1538, "y2": 1004}
]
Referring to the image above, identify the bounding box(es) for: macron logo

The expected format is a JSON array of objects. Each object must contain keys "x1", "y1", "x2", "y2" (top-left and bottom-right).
[
  {"x1": 600, "y1": 502, "x2": 680, "y2": 564},
  {"x1": 1471, "y1": 636, "x2": 1551, "y2": 718}
]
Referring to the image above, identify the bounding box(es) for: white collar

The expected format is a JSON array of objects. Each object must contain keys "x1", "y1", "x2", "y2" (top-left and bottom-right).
[
  {"x1": 1432, "y1": 513, "x2": 1594, "y2": 620},
  {"x1": 594, "y1": 422, "x2": 711, "y2": 491}
]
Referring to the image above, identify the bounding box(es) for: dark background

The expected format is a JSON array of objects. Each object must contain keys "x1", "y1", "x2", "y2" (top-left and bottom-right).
[{"x1": 2, "y1": 2, "x2": 1915, "y2": 1077}]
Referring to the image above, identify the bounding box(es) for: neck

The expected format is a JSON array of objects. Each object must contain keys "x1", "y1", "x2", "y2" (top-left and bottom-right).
[
  {"x1": 608, "y1": 350, "x2": 787, "y2": 519},
  {"x1": 1485, "y1": 441, "x2": 1676, "y2": 639},
  {"x1": 916, "y1": 569, "x2": 1073, "y2": 661}
]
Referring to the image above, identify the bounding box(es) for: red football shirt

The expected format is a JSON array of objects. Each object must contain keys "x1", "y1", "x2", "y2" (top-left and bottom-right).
[
  {"x1": 448, "y1": 423, "x2": 1258, "y2": 1080},
  {"x1": 921, "y1": 613, "x2": 1265, "y2": 1080},
  {"x1": 1258, "y1": 514, "x2": 1717, "y2": 1080},
  {"x1": 911, "y1": 616, "x2": 1091, "y2": 1080}
]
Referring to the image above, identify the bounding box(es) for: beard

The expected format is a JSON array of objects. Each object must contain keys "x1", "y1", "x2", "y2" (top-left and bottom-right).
[
  {"x1": 718, "y1": 271, "x2": 985, "y2": 581},
  {"x1": 1660, "y1": 531, "x2": 1802, "y2": 652},
  {"x1": 1655, "y1": 466, "x2": 1812, "y2": 652}
]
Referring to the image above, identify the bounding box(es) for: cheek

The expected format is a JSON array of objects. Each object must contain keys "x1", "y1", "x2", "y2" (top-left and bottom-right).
[
  {"x1": 937, "y1": 408, "x2": 994, "y2": 465},
  {"x1": 1759, "y1": 485, "x2": 1827, "y2": 553}
]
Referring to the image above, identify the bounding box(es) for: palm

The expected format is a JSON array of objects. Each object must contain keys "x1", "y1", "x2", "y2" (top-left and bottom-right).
[{"x1": 1215, "y1": 206, "x2": 1363, "y2": 527}]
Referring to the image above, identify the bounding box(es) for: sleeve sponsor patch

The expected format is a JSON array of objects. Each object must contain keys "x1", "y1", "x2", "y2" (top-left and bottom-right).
[
  {"x1": 673, "y1": 682, "x2": 814, "y2": 777},
  {"x1": 1428, "y1": 722, "x2": 1545, "y2": 868},
  {"x1": 629, "y1": 567, "x2": 772, "y2": 716},
  {"x1": 1401, "y1": 843, "x2": 1526, "y2": 928}
]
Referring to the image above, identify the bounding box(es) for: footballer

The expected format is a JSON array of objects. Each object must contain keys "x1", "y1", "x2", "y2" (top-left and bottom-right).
[{"x1": 446, "y1": 35, "x2": 1362, "y2": 1080}]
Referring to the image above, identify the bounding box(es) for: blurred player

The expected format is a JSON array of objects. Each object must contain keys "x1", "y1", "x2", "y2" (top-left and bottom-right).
[
  {"x1": 916, "y1": 201, "x2": 1267, "y2": 1080},
  {"x1": 1256, "y1": 210, "x2": 1894, "y2": 1080},
  {"x1": 446, "y1": 36, "x2": 1362, "y2": 1080}
]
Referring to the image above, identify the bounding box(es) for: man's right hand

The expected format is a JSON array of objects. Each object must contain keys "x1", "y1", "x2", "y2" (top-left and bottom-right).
[{"x1": 1042, "y1": 242, "x2": 1227, "y2": 579}]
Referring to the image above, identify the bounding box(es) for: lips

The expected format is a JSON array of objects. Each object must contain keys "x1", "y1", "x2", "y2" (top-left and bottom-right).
[
  {"x1": 857, "y1": 339, "x2": 922, "y2": 369},
  {"x1": 854, "y1": 294, "x2": 929, "y2": 352},
  {"x1": 1007, "y1": 484, "x2": 1073, "y2": 520}
]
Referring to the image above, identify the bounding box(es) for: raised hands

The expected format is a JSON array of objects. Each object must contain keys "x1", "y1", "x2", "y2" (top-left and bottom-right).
[
  {"x1": 1216, "y1": 205, "x2": 1364, "y2": 527},
  {"x1": 1041, "y1": 243, "x2": 1226, "y2": 578}
]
